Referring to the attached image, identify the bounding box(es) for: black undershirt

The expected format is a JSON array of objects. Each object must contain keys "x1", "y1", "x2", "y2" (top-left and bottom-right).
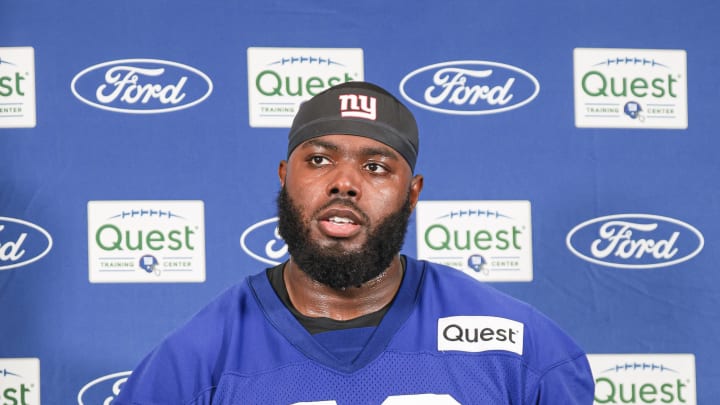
[{"x1": 266, "y1": 257, "x2": 405, "y2": 335}]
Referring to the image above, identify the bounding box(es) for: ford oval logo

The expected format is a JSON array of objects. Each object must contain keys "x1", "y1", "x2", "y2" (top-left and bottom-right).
[
  {"x1": 77, "y1": 371, "x2": 131, "y2": 405},
  {"x1": 240, "y1": 217, "x2": 288, "y2": 266},
  {"x1": 71, "y1": 59, "x2": 213, "y2": 114},
  {"x1": 399, "y1": 60, "x2": 540, "y2": 115},
  {"x1": 0, "y1": 217, "x2": 53, "y2": 271},
  {"x1": 566, "y1": 214, "x2": 704, "y2": 269}
]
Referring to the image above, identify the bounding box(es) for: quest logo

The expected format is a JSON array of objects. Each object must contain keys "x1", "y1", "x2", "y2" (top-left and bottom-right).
[
  {"x1": 587, "y1": 354, "x2": 696, "y2": 405},
  {"x1": 247, "y1": 47, "x2": 364, "y2": 127},
  {"x1": 416, "y1": 201, "x2": 533, "y2": 282},
  {"x1": 0, "y1": 47, "x2": 36, "y2": 128},
  {"x1": 0, "y1": 217, "x2": 52, "y2": 271},
  {"x1": 77, "y1": 371, "x2": 131, "y2": 405},
  {"x1": 573, "y1": 48, "x2": 687, "y2": 129},
  {"x1": 240, "y1": 217, "x2": 288, "y2": 266},
  {"x1": 438, "y1": 316, "x2": 524, "y2": 355},
  {"x1": 566, "y1": 214, "x2": 703, "y2": 269},
  {"x1": 0, "y1": 358, "x2": 40, "y2": 404},
  {"x1": 399, "y1": 60, "x2": 539, "y2": 115},
  {"x1": 71, "y1": 59, "x2": 213, "y2": 113},
  {"x1": 87, "y1": 200, "x2": 206, "y2": 283}
]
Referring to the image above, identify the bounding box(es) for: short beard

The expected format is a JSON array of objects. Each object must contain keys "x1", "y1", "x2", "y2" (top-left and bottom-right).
[{"x1": 277, "y1": 187, "x2": 412, "y2": 290}]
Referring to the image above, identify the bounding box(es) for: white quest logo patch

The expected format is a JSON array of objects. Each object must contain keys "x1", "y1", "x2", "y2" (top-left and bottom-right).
[
  {"x1": 416, "y1": 201, "x2": 533, "y2": 282},
  {"x1": 573, "y1": 48, "x2": 687, "y2": 129},
  {"x1": 0, "y1": 358, "x2": 40, "y2": 404},
  {"x1": 87, "y1": 200, "x2": 206, "y2": 283},
  {"x1": 587, "y1": 354, "x2": 696, "y2": 405},
  {"x1": 438, "y1": 316, "x2": 524, "y2": 355},
  {"x1": 246, "y1": 47, "x2": 364, "y2": 127},
  {"x1": 0, "y1": 47, "x2": 36, "y2": 128}
]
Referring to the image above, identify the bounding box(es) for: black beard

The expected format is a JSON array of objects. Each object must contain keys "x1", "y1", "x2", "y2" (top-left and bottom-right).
[{"x1": 276, "y1": 187, "x2": 412, "y2": 290}]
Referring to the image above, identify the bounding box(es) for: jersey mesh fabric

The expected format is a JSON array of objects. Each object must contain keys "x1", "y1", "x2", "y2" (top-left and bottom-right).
[{"x1": 212, "y1": 351, "x2": 536, "y2": 404}]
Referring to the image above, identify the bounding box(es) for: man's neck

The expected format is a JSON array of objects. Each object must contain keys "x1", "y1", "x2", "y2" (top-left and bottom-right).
[{"x1": 283, "y1": 256, "x2": 404, "y2": 321}]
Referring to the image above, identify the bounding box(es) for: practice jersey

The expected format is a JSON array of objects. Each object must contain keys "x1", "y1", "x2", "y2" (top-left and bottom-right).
[{"x1": 113, "y1": 257, "x2": 595, "y2": 404}]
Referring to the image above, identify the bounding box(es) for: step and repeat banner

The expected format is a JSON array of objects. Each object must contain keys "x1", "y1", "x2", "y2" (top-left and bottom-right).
[{"x1": 1, "y1": 1, "x2": 718, "y2": 403}]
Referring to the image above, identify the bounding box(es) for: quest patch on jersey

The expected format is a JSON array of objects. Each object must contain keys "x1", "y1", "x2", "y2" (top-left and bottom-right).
[{"x1": 438, "y1": 316, "x2": 524, "y2": 355}]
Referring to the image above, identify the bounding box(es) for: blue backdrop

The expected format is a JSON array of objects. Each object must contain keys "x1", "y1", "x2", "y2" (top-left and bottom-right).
[{"x1": 1, "y1": 1, "x2": 717, "y2": 403}]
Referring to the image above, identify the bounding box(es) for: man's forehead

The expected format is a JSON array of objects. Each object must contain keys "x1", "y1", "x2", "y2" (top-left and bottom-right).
[{"x1": 298, "y1": 134, "x2": 401, "y2": 158}]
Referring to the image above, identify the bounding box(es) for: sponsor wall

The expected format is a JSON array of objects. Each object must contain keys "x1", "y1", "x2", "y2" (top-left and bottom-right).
[{"x1": 1, "y1": 1, "x2": 717, "y2": 403}]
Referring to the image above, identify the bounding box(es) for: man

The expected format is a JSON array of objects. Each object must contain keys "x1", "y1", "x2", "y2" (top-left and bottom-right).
[{"x1": 113, "y1": 81, "x2": 595, "y2": 404}]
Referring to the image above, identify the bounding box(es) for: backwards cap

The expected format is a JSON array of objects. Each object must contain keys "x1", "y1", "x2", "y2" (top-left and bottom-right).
[{"x1": 287, "y1": 81, "x2": 419, "y2": 171}]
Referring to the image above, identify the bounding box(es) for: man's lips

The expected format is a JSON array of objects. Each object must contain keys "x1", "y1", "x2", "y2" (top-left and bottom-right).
[{"x1": 316, "y1": 207, "x2": 364, "y2": 238}]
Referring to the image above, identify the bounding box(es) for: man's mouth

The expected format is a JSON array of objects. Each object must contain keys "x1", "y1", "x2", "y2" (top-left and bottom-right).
[
  {"x1": 317, "y1": 208, "x2": 364, "y2": 238},
  {"x1": 328, "y1": 216, "x2": 355, "y2": 225}
]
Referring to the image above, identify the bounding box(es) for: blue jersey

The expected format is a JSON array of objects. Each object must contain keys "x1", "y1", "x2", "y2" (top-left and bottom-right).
[{"x1": 113, "y1": 258, "x2": 594, "y2": 404}]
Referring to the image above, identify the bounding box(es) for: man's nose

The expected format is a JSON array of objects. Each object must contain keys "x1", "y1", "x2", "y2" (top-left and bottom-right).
[{"x1": 327, "y1": 164, "x2": 361, "y2": 198}]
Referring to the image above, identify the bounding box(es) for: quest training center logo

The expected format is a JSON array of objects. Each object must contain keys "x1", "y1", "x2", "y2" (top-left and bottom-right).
[
  {"x1": 566, "y1": 214, "x2": 703, "y2": 269},
  {"x1": 246, "y1": 47, "x2": 364, "y2": 127},
  {"x1": 573, "y1": 48, "x2": 687, "y2": 129},
  {"x1": 71, "y1": 58, "x2": 213, "y2": 113},
  {"x1": 0, "y1": 217, "x2": 52, "y2": 271},
  {"x1": 77, "y1": 371, "x2": 131, "y2": 405},
  {"x1": 240, "y1": 217, "x2": 289, "y2": 266},
  {"x1": 416, "y1": 201, "x2": 533, "y2": 282},
  {"x1": 87, "y1": 200, "x2": 206, "y2": 283},
  {"x1": 0, "y1": 47, "x2": 36, "y2": 128},
  {"x1": 587, "y1": 354, "x2": 696, "y2": 405},
  {"x1": 0, "y1": 358, "x2": 40, "y2": 404},
  {"x1": 399, "y1": 60, "x2": 539, "y2": 115}
]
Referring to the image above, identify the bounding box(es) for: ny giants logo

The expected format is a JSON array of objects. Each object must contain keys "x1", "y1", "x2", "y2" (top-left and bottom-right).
[{"x1": 339, "y1": 94, "x2": 376, "y2": 120}]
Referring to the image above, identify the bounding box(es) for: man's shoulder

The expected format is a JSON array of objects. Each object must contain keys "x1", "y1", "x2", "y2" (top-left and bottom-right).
[
  {"x1": 406, "y1": 257, "x2": 587, "y2": 373},
  {"x1": 408, "y1": 257, "x2": 534, "y2": 316}
]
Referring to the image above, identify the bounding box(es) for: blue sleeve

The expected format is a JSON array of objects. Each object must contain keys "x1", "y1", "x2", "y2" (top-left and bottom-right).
[
  {"x1": 109, "y1": 340, "x2": 216, "y2": 405},
  {"x1": 109, "y1": 288, "x2": 246, "y2": 405},
  {"x1": 531, "y1": 353, "x2": 595, "y2": 405}
]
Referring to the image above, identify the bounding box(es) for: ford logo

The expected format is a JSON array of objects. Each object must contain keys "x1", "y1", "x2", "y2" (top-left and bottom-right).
[
  {"x1": 0, "y1": 217, "x2": 53, "y2": 271},
  {"x1": 240, "y1": 217, "x2": 288, "y2": 266},
  {"x1": 77, "y1": 371, "x2": 131, "y2": 405},
  {"x1": 399, "y1": 60, "x2": 539, "y2": 115},
  {"x1": 566, "y1": 214, "x2": 704, "y2": 269},
  {"x1": 71, "y1": 59, "x2": 213, "y2": 114}
]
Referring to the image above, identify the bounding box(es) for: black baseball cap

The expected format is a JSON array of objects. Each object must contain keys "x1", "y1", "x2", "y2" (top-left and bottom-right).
[{"x1": 287, "y1": 81, "x2": 419, "y2": 171}]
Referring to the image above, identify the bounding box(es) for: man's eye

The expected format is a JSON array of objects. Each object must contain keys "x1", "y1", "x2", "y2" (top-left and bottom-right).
[
  {"x1": 365, "y1": 162, "x2": 387, "y2": 173},
  {"x1": 310, "y1": 156, "x2": 330, "y2": 166}
]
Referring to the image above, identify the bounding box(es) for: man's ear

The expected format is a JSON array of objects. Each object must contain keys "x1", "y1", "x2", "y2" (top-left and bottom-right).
[
  {"x1": 278, "y1": 160, "x2": 287, "y2": 187},
  {"x1": 408, "y1": 174, "x2": 424, "y2": 210}
]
